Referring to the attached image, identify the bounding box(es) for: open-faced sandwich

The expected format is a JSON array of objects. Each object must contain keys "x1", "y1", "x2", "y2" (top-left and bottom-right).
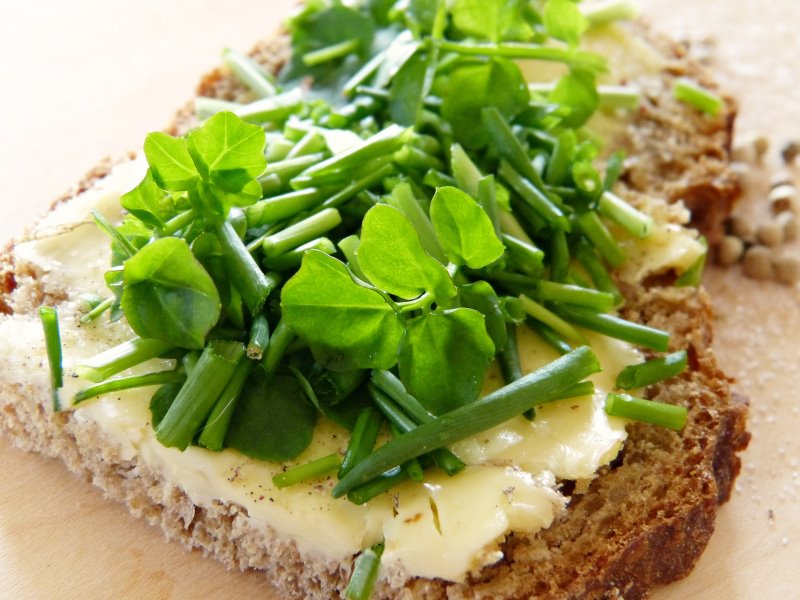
[{"x1": 0, "y1": 1, "x2": 749, "y2": 598}]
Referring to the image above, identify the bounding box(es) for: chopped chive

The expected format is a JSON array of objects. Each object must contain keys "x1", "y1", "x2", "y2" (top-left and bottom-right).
[
  {"x1": 675, "y1": 236, "x2": 707, "y2": 287},
  {"x1": 499, "y1": 161, "x2": 568, "y2": 231},
  {"x1": 333, "y1": 346, "x2": 600, "y2": 497},
  {"x1": 243, "y1": 188, "x2": 328, "y2": 228},
  {"x1": 303, "y1": 38, "x2": 361, "y2": 67},
  {"x1": 482, "y1": 108, "x2": 544, "y2": 187},
  {"x1": 498, "y1": 209, "x2": 535, "y2": 245},
  {"x1": 388, "y1": 423, "x2": 425, "y2": 482},
  {"x1": 673, "y1": 78, "x2": 723, "y2": 117},
  {"x1": 155, "y1": 340, "x2": 246, "y2": 450},
  {"x1": 272, "y1": 453, "x2": 342, "y2": 488},
  {"x1": 261, "y1": 208, "x2": 342, "y2": 258},
  {"x1": 339, "y1": 407, "x2": 384, "y2": 478},
  {"x1": 554, "y1": 305, "x2": 670, "y2": 352},
  {"x1": 221, "y1": 48, "x2": 276, "y2": 98},
  {"x1": 161, "y1": 209, "x2": 195, "y2": 236},
  {"x1": 423, "y1": 169, "x2": 457, "y2": 189},
  {"x1": 216, "y1": 220, "x2": 278, "y2": 314},
  {"x1": 527, "y1": 319, "x2": 573, "y2": 355},
  {"x1": 73, "y1": 370, "x2": 186, "y2": 405},
  {"x1": 477, "y1": 175, "x2": 501, "y2": 238},
  {"x1": 260, "y1": 152, "x2": 326, "y2": 183},
  {"x1": 581, "y1": 0, "x2": 639, "y2": 27},
  {"x1": 502, "y1": 234, "x2": 544, "y2": 277},
  {"x1": 80, "y1": 296, "x2": 114, "y2": 324},
  {"x1": 574, "y1": 240, "x2": 623, "y2": 305},
  {"x1": 267, "y1": 237, "x2": 337, "y2": 271},
  {"x1": 261, "y1": 317, "x2": 295, "y2": 381},
  {"x1": 286, "y1": 130, "x2": 325, "y2": 159},
  {"x1": 393, "y1": 145, "x2": 445, "y2": 172},
  {"x1": 577, "y1": 211, "x2": 626, "y2": 267},
  {"x1": 536, "y1": 281, "x2": 615, "y2": 312},
  {"x1": 344, "y1": 542, "x2": 385, "y2": 600},
  {"x1": 181, "y1": 350, "x2": 200, "y2": 374},
  {"x1": 342, "y1": 36, "x2": 394, "y2": 95},
  {"x1": 195, "y1": 97, "x2": 242, "y2": 119},
  {"x1": 246, "y1": 314, "x2": 270, "y2": 360},
  {"x1": 528, "y1": 83, "x2": 640, "y2": 110},
  {"x1": 91, "y1": 209, "x2": 136, "y2": 258},
  {"x1": 298, "y1": 124, "x2": 411, "y2": 182},
  {"x1": 197, "y1": 358, "x2": 254, "y2": 451},
  {"x1": 233, "y1": 89, "x2": 303, "y2": 123},
  {"x1": 616, "y1": 350, "x2": 688, "y2": 390},
  {"x1": 545, "y1": 131, "x2": 575, "y2": 186},
  {"x1": 499, "y1": 323, "x2": 524, "y2": 384},
  {"x1": 602, "y1": 150, "x2": 626, "y2": 192},
  {"x1": 347, "y1": 466, "x2": 408, "y2": 505},
  {"x1": 518, "y1": 295, "x2": 588, "y2": 344},
  {"x1": 39, "y1": 306, "x2": 63, "y2": 411},
  {"x1": 550, "y1": 228, "x2": 570, "y2": 282},
  {"x1": 320, "y1": 163, "x2": 396, "y2": 210},
  {"x1": 368, "y1": 375, "x2": 465, "y2": 476},
  {"x1": 598, "y1": 190, "x2": 653, "y2": 238},
  {"x1": 436, "y1": 40, "x2": 606, "y2": 72},
  {"x1": 75, "y1": 337, "x2": 175, "y2": 383},
  {"x1": 605, "y1": 392, "x2": 688, "y2": 431}
]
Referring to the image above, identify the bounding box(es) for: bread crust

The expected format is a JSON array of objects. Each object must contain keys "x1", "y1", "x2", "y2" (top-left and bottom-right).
[{"x1": 0, "y1": 23, "x2": 748, "y2": 600}]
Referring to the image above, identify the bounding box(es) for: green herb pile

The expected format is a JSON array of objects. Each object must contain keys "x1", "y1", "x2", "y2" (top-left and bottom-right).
[{"x1": 64, "y1": 0, "x2": 695, "y2": 507}]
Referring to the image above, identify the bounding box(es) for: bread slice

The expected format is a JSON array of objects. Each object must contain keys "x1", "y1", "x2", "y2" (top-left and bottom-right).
[{"x1": 0, "y1": 20, "x2": 748, "y2": 600}]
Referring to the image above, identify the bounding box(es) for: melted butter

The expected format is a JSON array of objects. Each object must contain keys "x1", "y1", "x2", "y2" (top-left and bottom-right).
[{"x1": 619, "y1": 223, "x2": 705, "y2": 282}]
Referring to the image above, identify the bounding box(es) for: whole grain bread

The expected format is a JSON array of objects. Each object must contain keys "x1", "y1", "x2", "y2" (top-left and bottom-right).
[{"x1": 0, "y1": 22, "x2": 748, "y2": 600}]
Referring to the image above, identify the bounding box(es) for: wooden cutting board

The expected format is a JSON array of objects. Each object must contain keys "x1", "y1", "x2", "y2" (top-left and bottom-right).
[{"x1": 1, "y1": 1, "x2": 798, "y2": 598}]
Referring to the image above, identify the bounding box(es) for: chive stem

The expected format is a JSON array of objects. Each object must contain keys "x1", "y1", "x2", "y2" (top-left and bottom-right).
[
  {"x1": 222, "y1": 48, "x2": 276, "y2": 98},
  {"x1": 75, "y1": 337, "x2": 176, "y2": 383},
  {"x1": 273, "y1": 453, "x2": 342, "y2": 488},
  {"x1": 339, "y1": 407, "x2": 384, "y2": 478},
  {"x1": 518, "y1": 295, "x2": 588, "y2": 344},
  {"x1": 261, "y1": 317, "x2": 295, "y2": 381},
  {"x1": 499, "y1": 161, "x2": 568, "y2": 231},
  {"x1": 91, "y1": 209, "x2": 136, "y2": 258},
  {"x1": 536, "y1": 281, "x2": 615, "y2": 312},
  {"x1": 216, "y1": 220, "x2": 277, "y2": 314},
  {"x1": 198, "y1": 358, "x2": 254, "y2": 451},
  {"x1": 344, "y1": 543, "x2": 385, "y2": 600},
  {"x1": 155, "y1": 340, "x2": 245, "y2": 450},
  {"x1": 39, "y1": 306, "x2": 63, "y2": 411},
  {"x1": 80, "y1": 296, "x2": 114, "y2": 324},
  {"x1": 436, "y1": 40, "x2": 606, "y2": 71},
  {"x1": 673, "y1": 78, "x2": 723, "y2": 117},
  {"x1": 554, "y1": 304, "x2": 670, "y2": 352},
  {"x1": 303, "y1": 39, "x2": 361, "y2": 67},
  {"x1": 605, "y1": 393, "x2": 688, "y2": 431},
  {"x1": 320, "y1": 163, "x2": 396, "y2": 210},
  {"x1": 244, "y1": 188, "x2": 328, "y2": 228},
  {"x1": 73, "y1": 370, "x2": 186, "y2": 405},
  {"x1": 195, "y1": 97, "x2": 242, "y2": 120},
  {"x1": 333, "y1": 346, "x2": 600, "y2": 497},
  {"x1": 261, "y1": 208, "x2": 343, "y2": 258},
  {"x1": 577, "y1": 211, "x2": 626, "y2": 268},
  {"x1": 616, "y1": 350, "x2": 688, "y2": 390},
  {"x1": 597, "y1": 191, "x2": 653, "y2": 238},
  {"x1": 247, "y1": 314, "x2": 270, "y2": 360}
]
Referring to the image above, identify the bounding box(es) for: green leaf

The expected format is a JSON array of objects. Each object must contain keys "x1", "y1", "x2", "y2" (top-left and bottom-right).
[
  {"x1": 143, "y1": 132, "x2": 200, "y2": 191},
  {"x1": 225, "y1": 371, "x2": 316, "y2": 461},
  {"x1": 186, "y1": 111, "x2": 267, "y2": 193},
  {"x1": 389, "y1": 49, "x2": 434, "y2": 127},
  {"x1": 357, "y1": 205, "x2": 455, "y2": 302},
  {"x1": 398, "y1": 308, "x2": 495, "y2": 414},
  {"x1": 120, "y1": 170, "x2": 171, "y2": 230},
  {"x1": 429, "y1": 186, "x2": 505, "y2": 268},
  {"x1": 281, "y1": 250, "x2": 405, "y2": 370},
  {"x1": 549, "y1": 68, "x2": 599, "y2": 128},
  {"x1": 458, "y1": 281, "x2": 507, "y2": 350},
  {"x1": 543, "y1": 0, "x2": 589, "y2": 47},
  {"x1": 149, "y1": 382, "x2": 182, "y2": 429},
  {"x1": 438, "y1": 58, "x2": 529, "y2": 149},
  {"x1": 451, "y1": 0, "x2": 534, "y2": 42},
  {"x1": 121, "y1": 237, "x2": 221, "y2": 350}
]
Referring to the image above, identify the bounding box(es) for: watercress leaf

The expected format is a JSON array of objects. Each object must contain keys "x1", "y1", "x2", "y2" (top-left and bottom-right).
[
  {"x1": 120, "y1": 170, "x2": 171, "y2": 229},
  {"x1": 549, "y1": 68, "x2": 599, "y2": 128},
  {"x1": 186, "y1": 111, "x2": 267, "y2": 193},
  {"x1": 543, "y1": 0, "x2": 589, "y2": 47},
  {"x1": 281, "y1": 250, "x2": 405, "y2": 370},
  {"x1": 143, "y1": 132, "x2": 200, "y2": 192},
  {"x1": 405, "y1": 0, "x2": 439, "y2": 36},
  {"x1": 439, "y1": 58, "x2": 529, "y2": 149},
  {"x1": 450, "y1": 0, "x2": 534, "y2": 42},
  {"x1": 358, "y1": 204, "x2": 455, "y2": 302},
  {"x1": 374, "y1": 30, "x2": 420, "y2": 89},
  {"x1": 389, "y1": 49, "x2": 434, "y2": 127},
  {"x1": 121, "y1": 237, "x2": 221, "y2": 350},
  {"x1": 225, "y1": 371, "x2": 316, "y2": 461},
  {"x1": 430, "y1": 186, "x2": 505, "y2": 268},
  {"x1": 458, "y1": 281, "x2": 507, "y2": 350},
  {"x1": 398, "y1": 308, "x2": 495, "y2": 414}
]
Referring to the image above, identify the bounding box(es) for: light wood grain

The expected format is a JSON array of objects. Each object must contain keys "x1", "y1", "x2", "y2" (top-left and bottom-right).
[{"x1": 1, "y1": 1, "x2": 798, "y2": 598}]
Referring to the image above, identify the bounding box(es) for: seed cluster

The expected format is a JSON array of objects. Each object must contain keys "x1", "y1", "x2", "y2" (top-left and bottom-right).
[{"x1": 719, "y1": 135, "x2": 800, "y2": 285}]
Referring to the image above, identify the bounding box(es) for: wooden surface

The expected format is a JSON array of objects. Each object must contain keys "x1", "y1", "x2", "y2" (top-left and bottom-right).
[{"x1": 1, "y1": 1, "x2": 798, "y2": 598}]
